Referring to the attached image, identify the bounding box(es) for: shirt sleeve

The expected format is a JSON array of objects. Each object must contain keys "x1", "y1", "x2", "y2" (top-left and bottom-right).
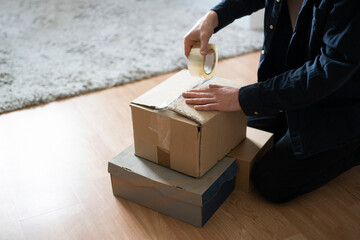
[
  {"x1": 239, "y1": 0, "x2": 360, "y2": 116},
  {"x1": 211, "y1": 0, "x2": 265, "y2": 32}
]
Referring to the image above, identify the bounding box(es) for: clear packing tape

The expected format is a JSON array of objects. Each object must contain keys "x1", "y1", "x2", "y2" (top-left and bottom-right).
[
  {"x1": 149, "y1": 113, "x2": 171, "y2": 168},
  {"x1": 155, "y1": 42, "x2": 218, "y2": 111},
  {"x1": 188, "y1": 42, "x2": 217, "y2": 80},
  {"x1": 149, "y1": 43, "x2": 218, "y2": 167}
]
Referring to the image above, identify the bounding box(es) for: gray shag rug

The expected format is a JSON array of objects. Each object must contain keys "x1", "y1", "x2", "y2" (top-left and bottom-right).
[{"x1": 0, "y1": 0, "x2": 263, "y2": 114}]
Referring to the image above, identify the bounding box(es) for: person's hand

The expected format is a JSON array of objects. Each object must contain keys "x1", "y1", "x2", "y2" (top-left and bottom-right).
[
  {"x1": 182, "y1": 84, "x2": 241, "y2": 111},
  {"x1": 184, "y1": 11, "x2": 219, "y2": 58}
]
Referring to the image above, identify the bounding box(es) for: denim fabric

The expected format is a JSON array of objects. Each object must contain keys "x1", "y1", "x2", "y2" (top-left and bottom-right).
[
  {"x1": 251, "y1": 128, "x2": 360, "y2": 202},
  {"x1": 212, "y1": 0, "x2": 360, "y2": 158}
]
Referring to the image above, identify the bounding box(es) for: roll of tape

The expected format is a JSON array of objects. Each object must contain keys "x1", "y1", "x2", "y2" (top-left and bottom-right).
[{"x1": 188, "y1": 42, "x2": 218, "y2": 79}]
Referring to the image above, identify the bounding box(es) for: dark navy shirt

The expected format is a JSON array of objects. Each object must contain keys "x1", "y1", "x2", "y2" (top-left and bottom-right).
[{"x1": 212, "y1": 0, "x2": 360, "y2": 158}]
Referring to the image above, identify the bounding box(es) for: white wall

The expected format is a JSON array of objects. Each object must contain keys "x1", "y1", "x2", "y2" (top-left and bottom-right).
[{"x1": 237, "y1": 9, "x2": 264, "y2": 30}]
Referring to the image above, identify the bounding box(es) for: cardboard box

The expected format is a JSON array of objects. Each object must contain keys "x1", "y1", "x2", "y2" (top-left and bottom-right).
[
  {"x1": 227, "y1": 127, "x2": 273, "y2": 192},
  {"x1": 108, "y1": 145, "x2": 238, "y2": 227},
  {"x1": 130, "y1": 70, "x2": 246, "y2": 177}
]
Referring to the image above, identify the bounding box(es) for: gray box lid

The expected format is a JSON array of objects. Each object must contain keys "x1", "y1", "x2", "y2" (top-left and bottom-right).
[{"x1": 108, "y1": 145, "x2": 238, "y2": 207}]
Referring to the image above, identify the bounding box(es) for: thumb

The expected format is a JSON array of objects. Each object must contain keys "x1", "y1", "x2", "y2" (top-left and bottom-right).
[
  {"x1": 200, "y1": 42, "x2": 209, "y2": 55},
  {"x1": 200, "y1": 34, "x2": 211, "y2": 55}
]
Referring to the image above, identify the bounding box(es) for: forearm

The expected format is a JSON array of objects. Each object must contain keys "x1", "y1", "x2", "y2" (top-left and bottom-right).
[
  {"x1": 239, "y1": 46, "x2": 360, "y2": 116},
  {"x1": 205, "y1": 11, "x2": 219, "y2": 31}
]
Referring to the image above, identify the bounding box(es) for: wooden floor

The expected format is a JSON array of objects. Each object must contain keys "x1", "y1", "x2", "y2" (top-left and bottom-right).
[{"x1": 1, "y1": 51, "x2": 359, "y2": 240}]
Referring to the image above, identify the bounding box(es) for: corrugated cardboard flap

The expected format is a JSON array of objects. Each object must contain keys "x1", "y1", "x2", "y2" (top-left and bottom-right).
[
  {"x1": 131, "y1": 70, "x2": 243, "y2": 125},
  {"x1": 131, "y1": 70, "x2": 200, "y2": 109},
  {"x1": 108, "y1": 145, "x2": 238, "y2": 207}
]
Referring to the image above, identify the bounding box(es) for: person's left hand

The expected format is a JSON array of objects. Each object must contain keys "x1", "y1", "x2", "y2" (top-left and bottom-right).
[{"x1": 182, "y1": 84, "x2": 241, "y2": 111}]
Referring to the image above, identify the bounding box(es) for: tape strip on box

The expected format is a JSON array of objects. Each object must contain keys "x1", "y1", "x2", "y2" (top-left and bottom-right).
[{"x1": 149, "y1": 112, "x2": 171, "y2": 168}]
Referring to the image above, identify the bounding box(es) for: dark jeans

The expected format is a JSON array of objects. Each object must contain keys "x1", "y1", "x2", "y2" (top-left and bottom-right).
[{"x1": 248, "y1": 113, "x2": 360, "y2": 203}]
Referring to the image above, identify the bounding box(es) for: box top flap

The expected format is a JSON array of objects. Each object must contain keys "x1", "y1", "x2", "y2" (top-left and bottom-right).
[
  {"x1": 228, "y1": 127, "x2": 274, "y2": 163},
  {"x1": 131, "y1": 70, "x2": 200, "y2": 109},
  {"x1": 131, "y1": 69, "x2": 243, "y2": 125},
  {"x1": 108, "y1": 145, "x2": 238, "y2": 206}
]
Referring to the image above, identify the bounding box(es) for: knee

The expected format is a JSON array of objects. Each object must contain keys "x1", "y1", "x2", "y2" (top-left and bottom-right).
[{"x1": 251, "y1": 160, "x2": 293, "y2": 203}]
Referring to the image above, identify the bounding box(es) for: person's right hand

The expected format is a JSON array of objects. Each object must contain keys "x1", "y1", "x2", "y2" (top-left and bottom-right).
[{"x1": 184, "y1": 11, "x2": 219, "y2": 58}]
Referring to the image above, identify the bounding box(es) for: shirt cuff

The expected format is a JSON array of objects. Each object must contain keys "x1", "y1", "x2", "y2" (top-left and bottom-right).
[{"x1": 239, "y1": 84, "x2": 284, "y2": 116}]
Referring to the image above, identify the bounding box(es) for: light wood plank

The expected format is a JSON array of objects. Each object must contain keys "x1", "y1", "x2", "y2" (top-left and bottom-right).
[
  {"x1": 276, "y1": 180, "x2": 360, "y2": 240},
  {"x1": 334, "y1": 166, "x2": 360, "y2": 200},
  {"x1": 0, "y1": 51, "x2": 359, "y2": 239}
]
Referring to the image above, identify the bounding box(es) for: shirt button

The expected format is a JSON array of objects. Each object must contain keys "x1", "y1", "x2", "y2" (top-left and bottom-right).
[
  {"x1": 269, "y1": 25, "x2": 274, "y2": 30},
  {"x1": 261, "y1": 50, "x2": 265, "y2": 55},
  {"x1": 254, "y1": 111, "x2": 259, "y2": 115}
]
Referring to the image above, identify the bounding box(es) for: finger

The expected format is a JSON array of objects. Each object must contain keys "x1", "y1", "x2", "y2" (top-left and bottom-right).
[
  {"x1": 194, "y1": 103, "x2": 219, "y2": 111},
  {"x1": 200, "y1": 34, "x2": 210, "y2": 55},
  {"x1": 207, "y1": 49, "x2": 215, "y2": 55},
  {"x1": 184, "y1": 39, "x2": 195, "y2": 58},
  {"x1": 184, "y1": 98, "x2": 216, "y2": 105},
  {"x1": 184, "y1": 43, "x2": 191, "y2": 58},
  {"x1": 182, "y1": 92, "x2": 213, "y2": 98},
  {"x1": 209, "y1": 84, "x2": 224, "y2": 89},
  {"x1": 184, "y1": 87, "x2": 215, "y2": 93}
]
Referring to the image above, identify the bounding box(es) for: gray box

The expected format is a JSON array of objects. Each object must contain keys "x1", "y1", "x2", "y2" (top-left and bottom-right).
[{"x1": 108, "y1": 145, "x2": 238, "y2": 227}]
